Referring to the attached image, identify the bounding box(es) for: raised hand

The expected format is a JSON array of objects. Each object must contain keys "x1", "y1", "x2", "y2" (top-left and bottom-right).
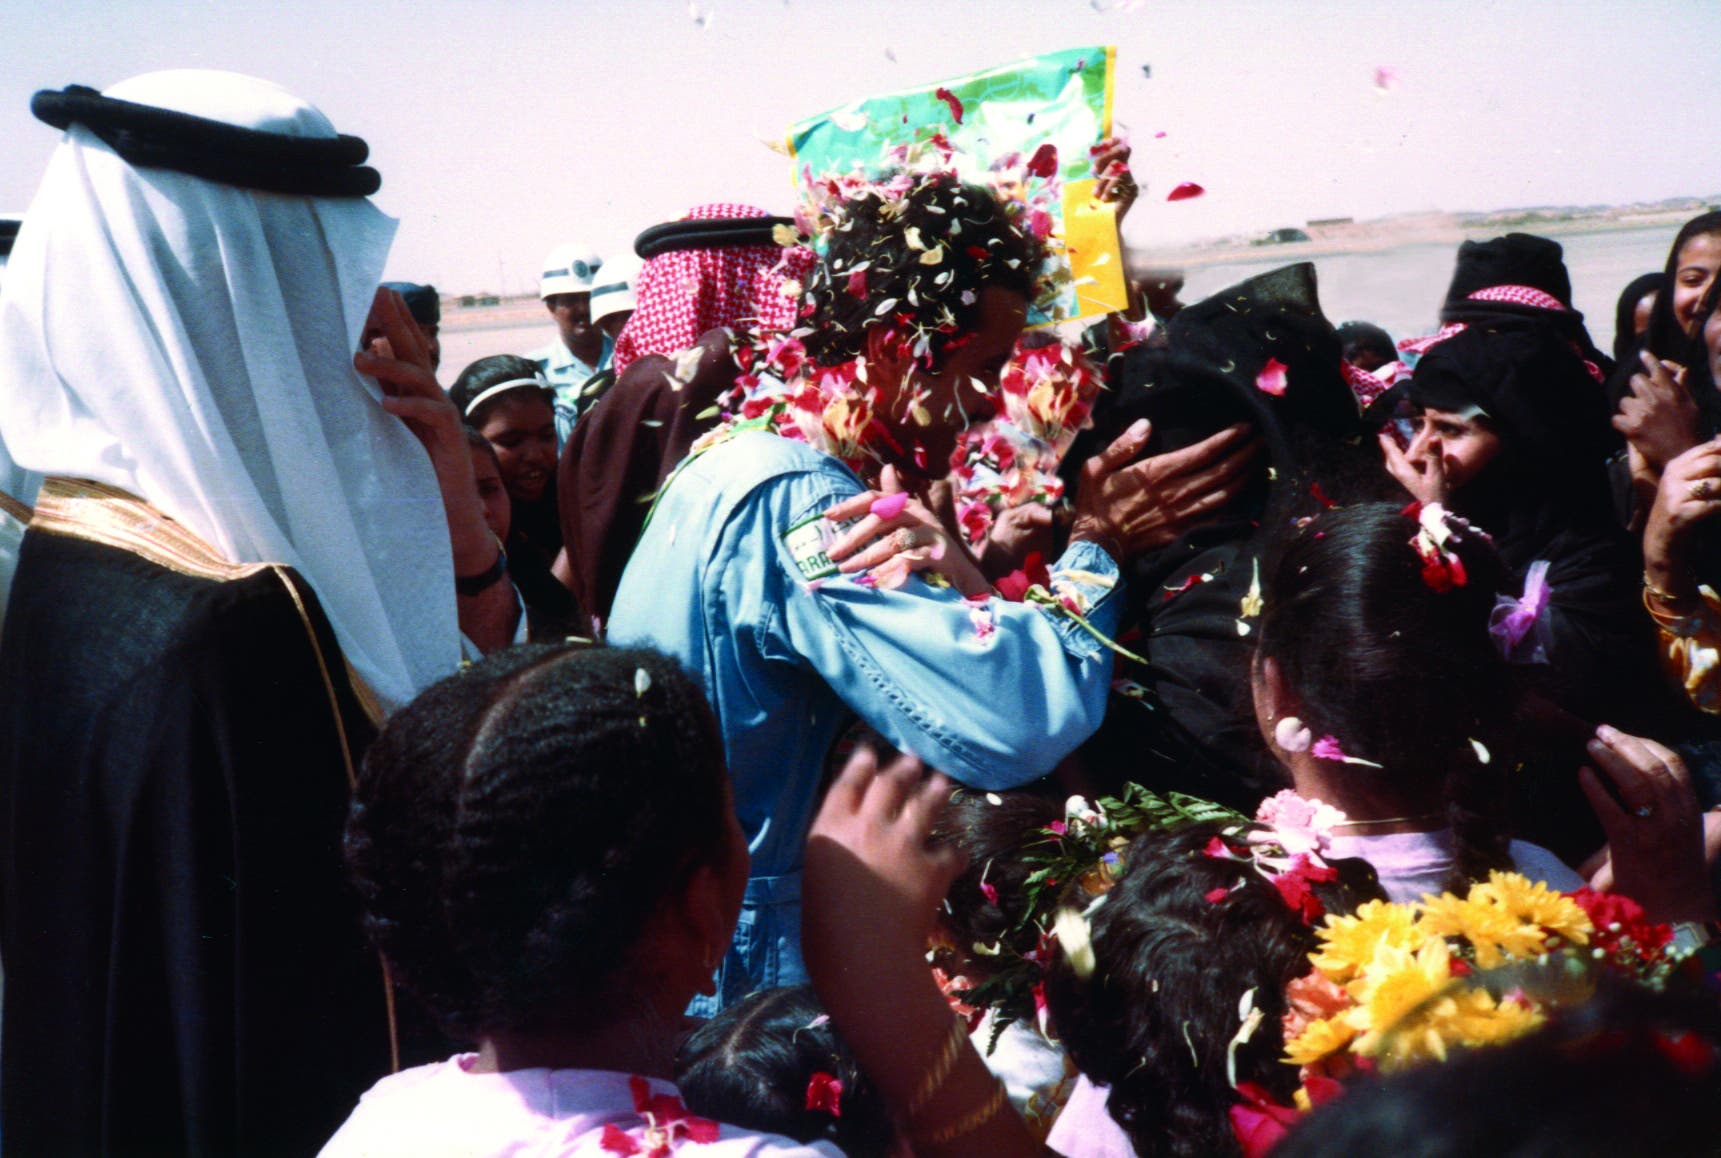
[
  {"x1": 1578, "y1": 725, "x2": 1716, "y2": 923},
  {"x1": 1071, "y1": 418, "x2": 1261, "y2": 560}
]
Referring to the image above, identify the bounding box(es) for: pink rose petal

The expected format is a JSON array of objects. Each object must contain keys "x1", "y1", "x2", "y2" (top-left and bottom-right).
[{"x1": 1255, "y1": 357, "x2": 1289, "y2": 397}]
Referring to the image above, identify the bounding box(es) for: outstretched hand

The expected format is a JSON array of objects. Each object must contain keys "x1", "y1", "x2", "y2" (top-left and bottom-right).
[
  {"x1": 1091, "y1": 137, "x2": 1138, "y2": 225},
  {"x1": 804, "y1": 747, "x2": 964, "y2": 960},
  {"x1": 1578, "y1": 725, "x2": 1716, "y2": 923},
  {"x1": 1070, "y1": 418, "x2": 1261, "y2": 560},
  {"x1": 1614, "y1": 353, "x2": 1699, "y2": 475}
]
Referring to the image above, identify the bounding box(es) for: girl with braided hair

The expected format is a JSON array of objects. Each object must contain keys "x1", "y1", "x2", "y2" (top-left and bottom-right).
[{"x1": 324, "y1": 644, "x2": 838, "y2": 1156}]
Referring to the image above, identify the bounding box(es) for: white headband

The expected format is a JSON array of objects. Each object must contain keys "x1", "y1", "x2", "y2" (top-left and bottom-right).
[{"x1": 463, "y1": 374, "x2": 549, "y2": 417}]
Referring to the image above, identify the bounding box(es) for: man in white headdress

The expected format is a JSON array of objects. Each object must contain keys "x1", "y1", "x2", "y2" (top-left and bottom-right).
[{"x1": 0, "y1": 71, "x2": 509, "y2": 1155}]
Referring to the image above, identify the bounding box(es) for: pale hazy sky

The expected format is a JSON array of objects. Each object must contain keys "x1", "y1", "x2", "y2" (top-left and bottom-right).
[{"x1": 3, "y1": 0, "x2": 1717, "y2": 295}]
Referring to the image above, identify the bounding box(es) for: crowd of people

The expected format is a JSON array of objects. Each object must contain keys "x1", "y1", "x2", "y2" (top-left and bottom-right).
[{"x1": 1, "y1": 68, "x2": 1719, "y2": 1157}]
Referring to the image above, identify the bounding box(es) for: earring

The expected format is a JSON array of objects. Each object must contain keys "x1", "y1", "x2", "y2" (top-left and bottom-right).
[{"x1": 1274, "y1": 715, "x2": 1312, "y2": 753}]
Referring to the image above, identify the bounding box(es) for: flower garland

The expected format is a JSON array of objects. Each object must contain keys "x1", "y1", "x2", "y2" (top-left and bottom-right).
[
  {"x1": 949, "y1": 336, "x2": 1103, "y2": 552},
  {"x1": 1224, "y1": 875, "x2": 1698, "y2": 1156},
  {"x1": 948, "y1": 786, "x2": 1330, "y2": 1049}
]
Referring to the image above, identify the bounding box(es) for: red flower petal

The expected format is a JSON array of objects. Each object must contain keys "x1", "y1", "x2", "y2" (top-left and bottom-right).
[
  {"x1": 628, "y1": 1075, "x2": 653, "y2": 1114},
  {"x1": 805, "y1": 1071, "x2": 845, "y2": 1116},
  {"x1": 1026, "y1": 143, "x2": 1060, "y2": 179},
  {"x1": 1166, "y1": 181, "x2": 1205, "y2": 202},
  {"x1": 682, "y1": 1117, "x2": 722, "y2": 1144},
  {"x1": 1205, "y1": 886, "x2": 1231, "y2": 903},
  {"x1": 1255, "y1": 357, "x2": 1289, "y2": 397},
  {"x1": 847, "y1": 269, "x2": 867, "y2": 298},
  {"x1": 980, "y1": 880, "x2": 1000, "y2": 906},
  {"x1": 934, "y1": 86, "x2": 965, "y2": 125},
  {"x1": 1655, "y1": 1030, "x2": 1715, "y2": 1078},
  {"x1": 600, "y1": 1124, "x2": 643, "y2": 1156}
]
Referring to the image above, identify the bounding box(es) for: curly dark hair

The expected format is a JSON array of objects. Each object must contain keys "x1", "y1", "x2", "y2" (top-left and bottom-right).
[
  {"x1": 448, "y1": 353, "x2": 553, "y2": 427},
  {"x1": 1043, "y1": 823, "x2": 1383, "y2": 1158},
  {"x1": 800, "y1": 171, "x2": 1041, "y2": 369},
  {"x1": 930, "y1": 788, "x2": 1061, "y2": 983},
  {"x1": 1256, "y1": 502, "x2": 1515, "y2": 887},
  {"x1": 344, "y1": 644, "x2": 732, "y2": 1041},
  {"x1": 676, "y1": 985, "x2": 896, "y2": 1158}
]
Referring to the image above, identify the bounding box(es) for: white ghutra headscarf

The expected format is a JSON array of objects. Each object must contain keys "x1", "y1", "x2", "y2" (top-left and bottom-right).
[{"x1": 0, "y1": 70, "x2": 460, "y2": 710}]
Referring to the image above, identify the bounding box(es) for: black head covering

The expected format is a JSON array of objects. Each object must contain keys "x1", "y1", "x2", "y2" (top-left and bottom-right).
[
  {"x1": 0, "y1": 217, "x2": 19, "y2": 260},
  {"x1": 1336, "y1": 320, "x2": 1396, "y2": 365},
  {"x1": 1406, "y1": 317, "x2": 1617, "y2": 560},
  {"x1": 1444, "y1": 233, "x2": 1573, "y2": 306},
  {"x1": 1164, "y1": 262, "x2": 1367, "y2": 441},
  {"x1": 381, "y1": 281, "x2": 439, "y2": 326},
  {"x1": 30, "y1": 84, "x2": 380, "y2": 197},
  {"x1": 1611, "y1": 271, "x2": 1663, "y2": 366},
  {"x1": 1436, "y1": 233, "x2": 1611, "y2": 377},
  {"x1": 1062, "y1": 268, "x2": 1401, "y2": 810},
  {"x1": 1643, "y1": 211, "x2": 1721, "y2": 361}
]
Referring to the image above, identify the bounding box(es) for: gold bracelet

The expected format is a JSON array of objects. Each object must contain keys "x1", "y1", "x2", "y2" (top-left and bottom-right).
[
  {"x1": 906, "y1": 1015, "x2": 969, "y2": 1119},
  {"x1": 1644, "y1": 570, "x2": 1696, "y2": 608},
  {"x1": 1643, "y1": 587, "x2": 1694, "y2": 630},
  {"x1": 914, "y1": 1078, "x2": 1010, "y2": 1146}
]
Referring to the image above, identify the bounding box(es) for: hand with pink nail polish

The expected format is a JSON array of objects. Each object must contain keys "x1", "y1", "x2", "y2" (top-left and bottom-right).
[{"x1": 824, "y1": 466, "x2": 991, "y2": 596}]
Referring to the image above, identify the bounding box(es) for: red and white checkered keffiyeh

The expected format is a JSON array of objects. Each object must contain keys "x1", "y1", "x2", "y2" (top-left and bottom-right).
[
  {"x1": 1396, "y1": 285, "x2": 1601, "y2": 382},
  {"x1": 611, "y1": 203, "x2": 816, "y2": 374},
  {"x1": 1465, "y1": 284, "x2": 1569, "y2": 312}
]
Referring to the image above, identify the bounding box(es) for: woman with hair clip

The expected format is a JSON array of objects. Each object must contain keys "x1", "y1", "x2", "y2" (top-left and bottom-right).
[{"x1": 450, "y1": 354, "x2": 579, "y2": 640}]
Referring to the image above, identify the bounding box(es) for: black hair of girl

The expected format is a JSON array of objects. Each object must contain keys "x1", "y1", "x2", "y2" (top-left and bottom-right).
[
  {"x1": 344, "y1": 644, "x2": 731, "y2": 1040},
  {"x1": 462, "y1": 424, "x2": 502, "y2": 470},
  {"x1": 930, "y1": 790, "x2": 1061, "y2": 989},
  {"x1": 676, "y1": 985, "x2": 896, "y2": 1158},
  {"x1": 1255, "y1": 502, "x2": 1514, "y2": 886},
  {"x1": 449, "y1": 353, "x2": 554, "y2": 428},
  {"x1": 800, "y1": 171, "x2": 1042, "y2": 369},
  {"x1": 1645, "y1": 211, "x2": 1721, "y2": 361},
  {"x1": 1334, "y1": 320, "x2": 1396, "y2": 367},
  {"x1": 1043, "y1": 823, "x2": 1383, "y2": 1158}
]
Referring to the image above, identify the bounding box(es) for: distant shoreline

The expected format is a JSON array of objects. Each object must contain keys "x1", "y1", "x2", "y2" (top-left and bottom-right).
[{"x1": 1131, "y1": 207, "x2": 1706, "y2": 271}]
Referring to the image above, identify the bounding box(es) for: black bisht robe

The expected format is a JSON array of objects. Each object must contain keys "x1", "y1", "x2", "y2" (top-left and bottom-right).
[{"x1": 0, "y1": 480, "x2": 393, "y2": 1157}]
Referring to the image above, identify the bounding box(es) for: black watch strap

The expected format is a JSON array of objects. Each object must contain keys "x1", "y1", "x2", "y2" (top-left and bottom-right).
[{"x1": 456, "y1": 548, "x2": 507, "y2": 596}]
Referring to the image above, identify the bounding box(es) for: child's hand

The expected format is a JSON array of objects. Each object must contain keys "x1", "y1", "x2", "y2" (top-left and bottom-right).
[{"x1": 804, "y1": 747, "x2": 965, "y2": 960}]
